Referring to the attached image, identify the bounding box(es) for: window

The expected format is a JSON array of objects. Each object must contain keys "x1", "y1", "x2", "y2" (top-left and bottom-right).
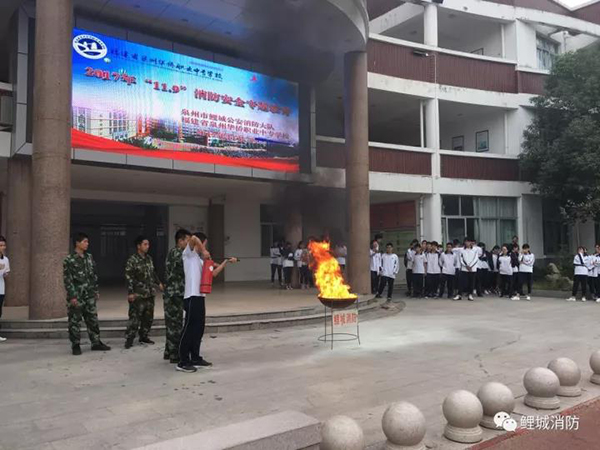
[
  {"x1": 260, "y1": 205, "x2": 284, "y2": 257},
  {"x1": 537, "y1": 36, "x2": 558, "y2": 71},
  {"x1": 442, "y1": 196, "x2": 517, "y2": 245}
]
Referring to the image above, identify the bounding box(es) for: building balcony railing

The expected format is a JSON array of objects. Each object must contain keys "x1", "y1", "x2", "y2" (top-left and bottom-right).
[
  {"x1": 368, "y1": 35, "x2": 548, "y2": 95},
  {"x1": 316, "y1": 137, "x2": 527, "y2": 183},
  {"x1": 316, "y1": 137, "x2": 432, "y2": 176},
  {"x1": 440, "y1": 151, "x2": 523, "y2": 182}
]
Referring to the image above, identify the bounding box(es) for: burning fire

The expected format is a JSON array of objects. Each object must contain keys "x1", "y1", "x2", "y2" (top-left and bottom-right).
[{"x1": 308, "y1": 241, "x2": 357, "y2": 300}]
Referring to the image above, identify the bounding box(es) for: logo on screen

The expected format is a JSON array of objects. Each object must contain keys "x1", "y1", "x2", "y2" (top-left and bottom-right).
[{"x1": 73, "y1": 34, "x2": 108, "y2": 60}]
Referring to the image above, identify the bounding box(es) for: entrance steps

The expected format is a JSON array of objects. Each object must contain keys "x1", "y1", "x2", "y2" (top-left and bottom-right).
[{"x1": 0, "y1": 295, "x2": 388, "y2": 339}]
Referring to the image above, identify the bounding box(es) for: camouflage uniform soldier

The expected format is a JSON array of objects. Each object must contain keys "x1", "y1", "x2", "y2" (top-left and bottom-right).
[
  {"x1": 63, "y1": 232, "x2": 111, "y2": 355},
  {"x1": 163, "y1": 229, "x2": 191, "y2": 363},
  {"x1": 124, "y1": 235, "x2": 163, "y2": 348}
]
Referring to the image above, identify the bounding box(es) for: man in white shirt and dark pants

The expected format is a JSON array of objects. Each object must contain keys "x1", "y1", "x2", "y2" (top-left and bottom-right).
[
  {"x1": 178, "y1": 232, "x2": 235, "y2": 373},
  {"x1": 454, "y1": 239, "x2": 478, "y2": 301},
  {"x1": 376, "y1": 243, "x2": 399, "y2": 301},
  {"x1": 370, "y1": 240, "x2": 382, "y2": 294}
]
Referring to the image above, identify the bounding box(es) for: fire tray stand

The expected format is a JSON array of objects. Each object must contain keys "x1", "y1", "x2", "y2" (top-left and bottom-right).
[{"x1": 317, "y1": 297, "x2": 361, "y2": 350}]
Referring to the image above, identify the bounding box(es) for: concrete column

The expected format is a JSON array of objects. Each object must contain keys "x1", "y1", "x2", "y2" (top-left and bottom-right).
[
  {"x1": 5, "y1": 157, "x2": 31, "y2": 307},
  {"x1": 423, "y1": 3, "x2": 438, "y2": 47},
  {"x1": 29, "y1": 0, "x2": 73, "y2": 319},
  {"x1": 423, "y1": 194, "x2": 443, "y2": 243},
  {"x1": 344, "y1": 51, "x2": 370, "y2": 295}
]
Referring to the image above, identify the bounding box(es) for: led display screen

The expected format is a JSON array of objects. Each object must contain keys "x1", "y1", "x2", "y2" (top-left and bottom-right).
[{"x1": 71, "y1": 28, "x2": 299, "y2": 172}]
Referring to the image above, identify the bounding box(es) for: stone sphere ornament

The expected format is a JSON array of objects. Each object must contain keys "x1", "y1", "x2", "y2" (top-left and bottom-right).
[
  {"x1": 476, "y1": 382, "x2": 516, "y2": 429},
  {"x1": 590, "y1": 350, "x2": 600, "y2": 385},
  {"x1": 548, "y1": 358, "x2": 581, "y2": 397},
  {"x1": 382, "y1": 402, "x2": 426, "y2": 450},
  {"x1": 321, "y1": 415, "x2": 365, "y2": 450},
  {"x1": 523, "y1": 367, "x2": 560, "y2": 409},
  {"x1": 442, "y1": 390, "x2": 483, "y2": 444}
]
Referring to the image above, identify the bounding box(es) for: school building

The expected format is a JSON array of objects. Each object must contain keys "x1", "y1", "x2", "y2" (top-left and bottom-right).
[{"x1": 0, "y1": 0, "x2": 599, "y2": 319}]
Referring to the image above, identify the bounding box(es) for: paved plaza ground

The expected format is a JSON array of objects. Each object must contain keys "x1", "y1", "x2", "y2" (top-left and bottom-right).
[{"x1": 1, "y1": 293, "x2": 600, "y2": 449}]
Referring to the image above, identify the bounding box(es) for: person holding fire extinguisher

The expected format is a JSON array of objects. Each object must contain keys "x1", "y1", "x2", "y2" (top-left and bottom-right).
[{"x1": 177, "y1": 232, "x2": 238, "y2": 373}]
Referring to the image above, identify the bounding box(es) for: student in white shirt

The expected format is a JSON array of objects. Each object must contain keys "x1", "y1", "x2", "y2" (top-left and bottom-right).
[
  {"x1": 404, "y1": 239, "x2": 418, "y2": 296},
  {"x1": 294, "y1": 241, "x2": 309, "y2": 289},
  {"x1": 439, "y1": 243, "x2": 457, "y2": 299},
  {"x1": 375, "y1": 243, "x2": 399, "y2": 301},
  {"x1": 0, "y1": 236, "x2": 9, "y2": 342},
  {"x1": 452, "y1": 239, "x2": 464, "y2": 290},
  {"x1": 587, "y1": 248, "x2": 598, "y2": 300},
  {"x1": 411, "y1": 244, "x2": 426, "y2": 298},
  {"x1": 497, "y1": 245, "x2": 513, "y2": 298},
  {"x1": 178, "y1": 232, "x2": 236, "y2": 373},
  {"x1": 515, "y1": 244, "x2": 535, "y2": 301},
  {"x1": 568, "y1": 246, "x2": 589, "y2": 302},
  {"x1": 490, "y1": 246, "x2": 500, "y2": 294},
  {"x1": 282, "y1": 242, "x2": 295, "y2": 290},
  {"x1": 370, "y1": 240, "x2": 382, "y2": 294},
  {"x1": 476, "y1": 242, "x2": 491, "y2": 297},
  {"x1": 335, "y1": 243, "x2": 347, "y2": 272},
  {"x1": 594, "y1": 245, "x2": 600, "y2": 303},
  {"x1": 270, "y1": 241, "x2": 282, "y2": 286},
  {"x1": 424, "y1": 242, "x2": 442, "y2": 298},
  {"x1": 454, "y1": 238, "x2": 478, "y2": 301},
  {"x1": 510, "y1": 244, "x2": 520, "y2": 298}
]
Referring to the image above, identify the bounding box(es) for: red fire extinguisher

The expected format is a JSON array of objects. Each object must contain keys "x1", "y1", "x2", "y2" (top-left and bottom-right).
[{"x1": 200, "y1": 260, "x2": 216, "y2": 295}]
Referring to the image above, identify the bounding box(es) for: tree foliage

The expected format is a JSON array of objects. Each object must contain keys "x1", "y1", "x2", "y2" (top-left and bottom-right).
[{"x1": 520, "y1": 45, "x2": 600, "y2": 223}]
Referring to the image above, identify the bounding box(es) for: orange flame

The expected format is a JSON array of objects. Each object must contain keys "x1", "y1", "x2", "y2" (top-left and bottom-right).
[{"x1": 308, "y1": 241, "x2": 357, "y2": 300}]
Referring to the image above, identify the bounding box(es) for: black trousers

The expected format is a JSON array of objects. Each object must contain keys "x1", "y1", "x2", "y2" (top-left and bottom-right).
[
  {"x1": 0, "y1": 294, "x2": 4, "y2": 331},
  {"x1": 412, "y1": 273, "x2": 424, "y2": 297},
  {"x1": 511, "y1": 273, "x2": 519, "y2": 295},
  {"x1": 500, "y1": 275, "x2": 512, "y2": 296},
  {"x1": 371, "y1": 271, "x2": 380, "y2": 294},
  {"x1": 406, "y1": 269, "x2": 413, "y2": 293},
  {"x1": 476, "y1": 269, "x2": 488, "y2": 295},
  {"x1": 490, "y1": 272, "x2": 498, "y2": 291},
  {"x1": 283, "y1": 267, "x2": 293, "y2": 285},
  {"x1": 270, "y1": 264, "x2": 282, "y2": 283},
  {"x1": 425, "y1": 274, "x2": 440, "y2": 297},
  {"x1": 179, "y1": 296, "x2": 206, "y2": 365},
  {"x1": 378, "y1": 276, "x2": 395, "y2": 299},
  {"x1": 439, "y1": 274, "x2": 455, "y2": 298},
  {"x1": 460, "y1": 272, "x2": 476, "y2": 296},
  {"x1": 519, "y1": 272, "x2": 533, "y2": 295},
  {"x1": 440, "y1": 273, "x2": 456, "y2": 298},
  {"x1": 588, "y1": 277, "x2": 597, "y2": 297},
  {"x1": 300, "y1": 266, "x2": 310, "y2": 286},
  {"x1": 573, "y1": 275, "x2": 588, "y2": 297}
]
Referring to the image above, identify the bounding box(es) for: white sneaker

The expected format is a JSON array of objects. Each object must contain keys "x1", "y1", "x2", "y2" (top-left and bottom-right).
[
  {"x1": 582, "y1": 297, "x2": 587, "y2": 302},
  {"x1": 0, "y1": 336, "x2": 6, "y2": 342},
  {"x1": 566, "y1": 297, "x2": 576, "y2": 302},
  {"x1": 468, "y1": 294, "x2": 474, "y2": 301},
  {"x1": 596, "y1": 298, "x2": 600, "y2": 303},
  {"x1": 525, "y1": 295, "x2": 531, "y2": 301},
  {"x1": 511, "y1": 295, "x2": 520, "y2": 301},
  {"x1": 453, "y1": 295, "x2": 462, "y2": 301}
]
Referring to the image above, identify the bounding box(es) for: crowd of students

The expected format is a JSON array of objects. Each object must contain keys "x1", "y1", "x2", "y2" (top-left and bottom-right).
[
  {"x1": 269, "y1": 240, "x2": 347, "y2": 290},
  {"x1": 395, "y1": 236, "x2": 536, "y2": 302}
]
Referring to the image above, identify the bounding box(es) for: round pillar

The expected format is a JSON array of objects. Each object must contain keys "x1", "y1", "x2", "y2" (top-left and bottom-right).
[
  {"x1": 343, "y1": 51, "x2": 370, "y2": 295},
  {"x1": 29, "y1": 0, "x2": 73, "y2": 319}
]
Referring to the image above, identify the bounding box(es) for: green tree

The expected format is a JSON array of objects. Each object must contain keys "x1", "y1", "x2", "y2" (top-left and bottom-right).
[{"x1": 520, "y1": 45, "x2": 600, "y2": 223}]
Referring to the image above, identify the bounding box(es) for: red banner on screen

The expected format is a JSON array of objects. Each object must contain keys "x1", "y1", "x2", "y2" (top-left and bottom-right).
[{"x1": 71, "y1": 129, "x2": 300, "y2": 173}]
